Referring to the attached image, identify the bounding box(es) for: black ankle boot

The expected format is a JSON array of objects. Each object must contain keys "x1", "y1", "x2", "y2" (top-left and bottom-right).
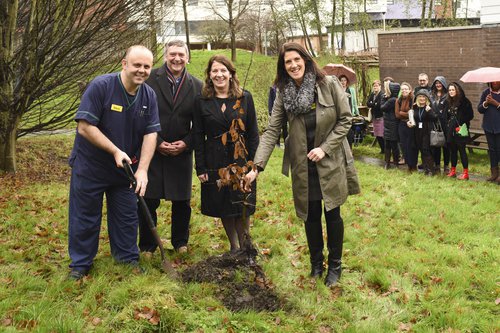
[
  {"x1": 325, "y1": 260, "x2": 342, "y2": 287},
  {"x1": 310, "y1": 261, "x2": 324, "y2": 277}
]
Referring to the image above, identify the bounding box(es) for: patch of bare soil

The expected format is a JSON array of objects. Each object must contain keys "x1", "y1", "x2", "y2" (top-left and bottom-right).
[{"x1": 181, "y1": 248, "x2": 285, "y2": 312}]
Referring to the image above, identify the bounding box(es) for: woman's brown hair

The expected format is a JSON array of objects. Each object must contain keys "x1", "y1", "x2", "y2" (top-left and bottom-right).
[
  {"x1": 202, "y1": 54, "x2": 243, "y2": 98},
  {"x1": 274, "y1": 42, "x2": 325, "y2": 90}
]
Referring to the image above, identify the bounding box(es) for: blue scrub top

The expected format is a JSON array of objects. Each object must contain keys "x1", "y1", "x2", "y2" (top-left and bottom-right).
[{"x1": 69, "y1": 73, "x2": 161, "y2": 181}]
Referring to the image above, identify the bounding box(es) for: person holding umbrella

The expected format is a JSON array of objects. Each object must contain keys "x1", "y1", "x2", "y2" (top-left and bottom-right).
[
  {"x1": 478, "y1": 81, "x2": 500, "y2": 183},
  {"x1": 460, "y1": 67, "x2": 500, "y2": 183}
]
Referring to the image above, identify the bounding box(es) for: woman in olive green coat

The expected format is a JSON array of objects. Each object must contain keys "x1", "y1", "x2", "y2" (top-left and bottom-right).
[{"x1": 245, "y1": 43, "x2": 360, "y2": 287}]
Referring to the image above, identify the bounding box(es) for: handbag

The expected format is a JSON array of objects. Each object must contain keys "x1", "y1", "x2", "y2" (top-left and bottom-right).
[{"x1": 430, "y1": 121, "x2": 446, "y2": 147}]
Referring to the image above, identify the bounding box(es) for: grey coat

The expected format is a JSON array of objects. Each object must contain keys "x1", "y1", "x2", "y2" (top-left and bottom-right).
[
  {"x1": 254, "y1": 75, "x2": 360, "y2": 221},
  {"x1": 144, "y1": 65, "x2": 202, "y2": 200}
]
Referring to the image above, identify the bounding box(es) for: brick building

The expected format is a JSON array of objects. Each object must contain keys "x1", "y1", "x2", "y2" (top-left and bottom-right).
[{"x1": 378, "y1": 25, "x2": 500, "y2": 131}]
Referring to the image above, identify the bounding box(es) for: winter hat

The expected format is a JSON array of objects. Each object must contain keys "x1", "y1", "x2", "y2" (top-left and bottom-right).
[{"x1": 415, "y1": 89, "x2": 431, "y2": 99}]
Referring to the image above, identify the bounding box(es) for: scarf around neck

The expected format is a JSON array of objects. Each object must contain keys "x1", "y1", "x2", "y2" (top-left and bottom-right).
[{"x1": 282, "y1": 71, "x2": 316, "y2": 115}]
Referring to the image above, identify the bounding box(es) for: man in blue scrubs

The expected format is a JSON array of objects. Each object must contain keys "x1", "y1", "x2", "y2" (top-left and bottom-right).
[{"x1": 67, "y1": 45, "x2": 160, "y2": 280}]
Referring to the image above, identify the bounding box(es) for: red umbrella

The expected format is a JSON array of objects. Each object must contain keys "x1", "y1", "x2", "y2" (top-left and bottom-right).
[
  {"x1": 323, "y1": 63, "x2": 357, "y2": 85},
  {"x1": 460, "y1": 67, "x2": 500, "y2": 83}
]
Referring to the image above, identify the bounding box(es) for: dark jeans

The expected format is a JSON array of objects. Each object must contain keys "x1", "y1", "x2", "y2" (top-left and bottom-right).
[
  {"x1": 432, "y1": 146, "x2": 450, "y2": 168},
  {"x1": 138, "y1": 198, "x2": 191, "y2": 252},
  {"x1": 449, "y1": 142, "x2": 469, "y2": 169},
  {"x1": 305, "y1": 201, "x2": 343, "y2": 263},
  {"x1": 384, "y1": 139, "x2": 400, "y2": 163},
  {"x1": 398, "y1": 122, "x2": 417, "y2": 168},
  {"x1": 485, "y1": 131, "x2": 500, "y2": 168}
]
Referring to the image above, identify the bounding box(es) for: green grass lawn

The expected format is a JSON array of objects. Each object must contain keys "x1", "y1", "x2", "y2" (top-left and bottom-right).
[{"x1": 1, "y1": 135, "x2": 498, "y2": 332}]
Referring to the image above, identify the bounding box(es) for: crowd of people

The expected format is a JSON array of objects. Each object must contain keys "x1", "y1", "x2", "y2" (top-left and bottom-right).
[
  {"x1": 365, "y1": 72, "x2": 500, "y2": 183},
  {"x1": 66, "y1": 40, "x2": 498, "y2": 288}
]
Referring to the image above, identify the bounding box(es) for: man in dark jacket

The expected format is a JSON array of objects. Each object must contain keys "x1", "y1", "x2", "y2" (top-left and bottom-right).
[
  {"x1": 414, "y1": 73, "x2": 431, "y2": 96},
  {"x1": 138, "y1": 40, "x2": 202, "y2": 254}
]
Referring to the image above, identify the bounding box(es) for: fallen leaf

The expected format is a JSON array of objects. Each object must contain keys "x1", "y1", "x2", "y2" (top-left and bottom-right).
[
  {"x1": 2, "y1": 318, "x2": 12, "y2": 326},
  {"x1": 274, "y1": 317, "x2": 281, "y2": 325},
  {"x1": 149, "y1": 315, "x2": 160, "y2": 325},
  {"x1": 91, "y1": 317, "x2": 102, "y2": 326},
  {"x1": 261, "y1": 248, "x2": 271, "y2": 255},
  {"x1": 430, "y1": 276, "x2": 443, "y2": 284},
  {"x1": 319, "y1": 326, "x2": 332, "y2": 333},
  {"x1": 495, "y1": 298, "x2": 500, "y2": 305},
  {"x1": 398, "y1": 322, "x2": 412, "y2": 332}
]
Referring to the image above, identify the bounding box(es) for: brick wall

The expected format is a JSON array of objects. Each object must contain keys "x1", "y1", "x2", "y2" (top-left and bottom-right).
[{"x1": 378, "y1": 25, "x2": 500, "y2": 131}]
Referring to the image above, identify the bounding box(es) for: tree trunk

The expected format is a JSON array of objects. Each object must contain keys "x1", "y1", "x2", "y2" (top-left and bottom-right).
[
  {"x1": 311, "y1": 0, "x2": 324, "y2": 53},
  {"x1": 428, "y1": 0, "x2": 434, "y2": 23},
  {"x1": 420, "y1": 0, "x2": 427, "y2": 28},
  {"x1": 227, "y1": 0, "x2": 237, "y2": 62},
  {"x1": 0, "y1": 116, "x2": 18, "y2": 173},
  {"x1": 291, "y1": 0, "x2": 315, "y2": 57},
  {"x1": 0, "y1": 0, "x2": 19, "y2": 172},
  {"x1": 150, "y1": 0, "x2": 157, "y2": 56},
  {"x1": 330, "y1": 0, "x2": 336, "y2": 54},
  {"x1": 341, "y1": 0, "x2": 345, "y2": 52},
  {"x1": 182, "y1": 0, "x2": 191, "y2": 51}
]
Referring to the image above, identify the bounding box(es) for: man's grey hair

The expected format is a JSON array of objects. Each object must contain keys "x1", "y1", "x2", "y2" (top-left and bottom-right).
[
  {"x1": 165, "y1": 40, "x2": 189, "y2": 57},
  {"x1": 418, "y1": 73, "x2": 429, "y2": 80}
]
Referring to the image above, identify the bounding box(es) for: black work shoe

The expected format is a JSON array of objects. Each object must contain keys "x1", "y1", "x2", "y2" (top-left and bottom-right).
[
  {"x1": 324, "y1": 264, "x2": 342, "y2": 287},
  {"x1": 68, "y1": 269, "x2": 88, "y2": 281}
]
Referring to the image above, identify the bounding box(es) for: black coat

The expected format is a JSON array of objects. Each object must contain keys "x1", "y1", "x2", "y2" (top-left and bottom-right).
[
  {"x1": 381, "y1": 83, "x2": 401, "y2": 141},
  {"x1": 144, "y1": 65, "x2": 203, "y2": 200},
  {"x1": 412, "y1": 104, "x2": 437, "y2": 152},
  {"x1": 193, "y1": 91, "x2": 259, "y2": 218},
  {"x1": 367, "y1": 91, "x2": 383, "y2": 118},
  {"x1": 445, "y1": 98, "x2": 474, "y2": 144}
]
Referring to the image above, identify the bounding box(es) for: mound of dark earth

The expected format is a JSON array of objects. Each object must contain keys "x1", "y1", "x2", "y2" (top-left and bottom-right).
[{"x1": 181, "y1": 250, "x2": 285, "y2": 312}]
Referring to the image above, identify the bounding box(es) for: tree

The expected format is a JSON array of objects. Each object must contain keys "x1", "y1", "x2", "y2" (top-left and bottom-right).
[
  {"x1": 267, "y1": 0, "x2": 289, "y2": 54},
  {"x1": 308, "y1": 0, "x2": 324, "y2": 53},
  {"x1": 207, "y1": 0, "x2": 251, "y2": 62},
  {"x1": 341, "y1": 0, "x2": 346, "y2": 52},
  {"x1": 289, "y1": 0, "x2": 316, "y2": 57},
  {"x1": 181, "y1": 0, "x2": 191, "y2": 50},
  {"x1": 330, "y1": 0, "x2": 337, "y2": 54},
  {"x1": 200, "y1": 20, "x2": 229, "y2": 49},
  {"x1": 0, "y1": 0, "x2": 156, "y2": 173}
]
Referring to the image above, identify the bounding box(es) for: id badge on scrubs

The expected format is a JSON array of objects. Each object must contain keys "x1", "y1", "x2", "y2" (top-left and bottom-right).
[{"x1": 418, "y1": 122, "x2": 423, "y2": 129}]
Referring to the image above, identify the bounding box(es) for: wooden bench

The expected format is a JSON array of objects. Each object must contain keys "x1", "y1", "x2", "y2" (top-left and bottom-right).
[{"x1": 467, "y1": 128, "x2": 488, "y2": 152}]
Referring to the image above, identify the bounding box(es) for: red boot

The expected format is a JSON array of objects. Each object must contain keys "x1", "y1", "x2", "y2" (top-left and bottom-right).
[
  {"x1": 458, "y1": 168, "x2": 469, "y2": 180},
  {"x1": 447, "y1": 166, "x2": 457, "y2": 178}
]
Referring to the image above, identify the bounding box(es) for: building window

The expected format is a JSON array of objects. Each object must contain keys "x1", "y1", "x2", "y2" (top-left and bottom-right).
[
  {"x1": 367, "y1": 0, "x2": 378, "y2": 4},
  {"x1": 188, "y1": 0, "x2": 198, "y2": 5},
  {"x1": 387, "y1": 0, "x2": 394, "y2": 4},
  {"x1": 435, "y1": 0, "x2": 442, "y2": 5},
  {"x1": 215, "y1": 0, "x2": 225, "y2": 6}
]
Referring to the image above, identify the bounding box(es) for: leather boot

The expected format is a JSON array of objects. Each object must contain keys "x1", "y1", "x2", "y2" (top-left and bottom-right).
[
  {"x1": 487, "y1": 166, "x2": 499, "y2": 182},
  {"x1": 304, "y1": 215, "x2": 324, "y2": 278},
  {"x1": 447, "y1": 166, "x2": 457, "y2": 178},
  {"x1": 324, "y1": 208, "x2": 343, "y2": 287},
  {"x1": 325, "y1": 259, "x2": 342, "y2": 287},
  {"x1": 458, "y1": 168, "x2": 469, "y2": 180}
]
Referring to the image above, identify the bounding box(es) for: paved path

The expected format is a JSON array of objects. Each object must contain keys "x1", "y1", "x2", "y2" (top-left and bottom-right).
[{"x1": 355, "y1": 155, "x2": 488, "y2": 182}]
